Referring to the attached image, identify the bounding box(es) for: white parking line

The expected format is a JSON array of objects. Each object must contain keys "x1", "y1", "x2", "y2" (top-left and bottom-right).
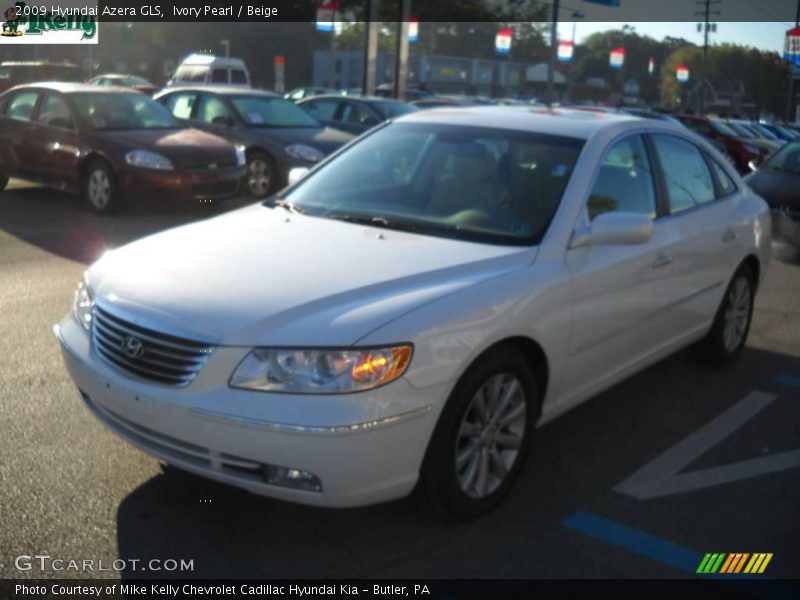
[{"x1": 615, "y1": 391, "x2": 800, "y2": 500}]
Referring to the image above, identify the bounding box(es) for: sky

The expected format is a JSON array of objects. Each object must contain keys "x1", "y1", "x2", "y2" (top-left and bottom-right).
[{"x1": 559, "y1": 21, "x2": 795, "y2": 54}]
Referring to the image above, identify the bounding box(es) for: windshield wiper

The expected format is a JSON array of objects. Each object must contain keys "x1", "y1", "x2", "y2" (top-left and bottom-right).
[
  {"x1": 265, "y1": 198, "x2": 303, "y2": 214},
  {"x1": 324, "y1": 212, "x2": 449, "y2": 234}
]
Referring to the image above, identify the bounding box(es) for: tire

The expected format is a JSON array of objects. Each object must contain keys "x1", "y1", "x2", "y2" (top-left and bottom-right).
[
  {"x1": 0, "y1": 174, "x2": 8, "y2": 192},
  {"x1": 696, "y1": 264, "x2": 755, "y2": 366},
  {"x1": 419, "y1": 346, "x2": 540, "y2": 520},
  {"x1": 83, "y1": 159, "x2": 120, "y2": 214},
  {"x1": 245, "y1": 152, "x2": 275, "y2": 198}
]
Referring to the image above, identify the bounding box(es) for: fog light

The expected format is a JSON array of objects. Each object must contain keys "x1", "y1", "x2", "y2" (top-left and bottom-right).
[{"x1": 263, "y1": 465, "x2": 322, "y2": 492}]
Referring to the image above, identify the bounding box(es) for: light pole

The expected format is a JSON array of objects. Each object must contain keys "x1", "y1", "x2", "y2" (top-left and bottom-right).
[
  {"x1": 619, "y1": 24, "x2": 635, "y2": 105},
  {"x1": 220, "y1": 39, "x2": 230, "y2": 58}
]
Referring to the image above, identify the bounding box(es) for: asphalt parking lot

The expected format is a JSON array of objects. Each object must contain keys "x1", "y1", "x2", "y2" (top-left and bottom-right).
[{"x1": 1, "y1": 179, "x2": 799, "y2": 581}]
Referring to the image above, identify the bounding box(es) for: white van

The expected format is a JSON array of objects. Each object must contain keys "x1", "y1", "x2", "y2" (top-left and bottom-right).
[{"x1": 168, "y1": 54, "x2": 250, "y2": 87}]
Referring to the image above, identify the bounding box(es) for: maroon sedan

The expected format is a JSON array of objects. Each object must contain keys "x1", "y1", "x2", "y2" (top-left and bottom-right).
[{"x1": 0, "y1": 83, "x2": 246, "y2": 214}]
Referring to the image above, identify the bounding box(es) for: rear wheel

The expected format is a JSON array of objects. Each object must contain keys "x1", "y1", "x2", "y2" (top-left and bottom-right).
[
  {"x1": 696, "y1": 264, "x2": 755, "y2": 366},
  {"x1": 246, "y1": 152, "x2": 274, "y2": 198},
  {"x1": 83, "y1": 160, "x2": 120, "y2": 214},
  {"x1": 419, "y1": 346, "x2": 540, "y2": 520}
]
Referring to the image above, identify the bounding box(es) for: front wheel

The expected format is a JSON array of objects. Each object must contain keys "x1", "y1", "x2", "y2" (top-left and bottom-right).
[
  {"x1": 245, "y1": 152, "x2": 274, "y2": 198},
  {"x1": 83, "y1": 160, "x2": 120, "y2": 214},
  {"x1": 419, "y1": 347, "x2": 540, "y2": 520},
  {"x1": 696, "y1": 264, "x2": 755, "y2": 366}
]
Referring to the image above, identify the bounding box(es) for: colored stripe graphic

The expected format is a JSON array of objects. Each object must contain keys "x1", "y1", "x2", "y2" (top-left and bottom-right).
[{"x1": 744, "y1": 553, "x2": 774, "y2": 574}]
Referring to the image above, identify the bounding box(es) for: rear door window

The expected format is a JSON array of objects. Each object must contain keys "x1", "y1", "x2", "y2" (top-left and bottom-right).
[
  {"x1": 231, "y1": 69, "x2": 247, "y2": 85},
  {"x1": 163, "y1": 92, "x2": 198, "y2": 120},
  {"x1": 6, "y1": 91, "x2": 40, "y2": 122},
  {"x1": 36, "y1": 93, "x2": 75, "y2": 129},
  {"x1": 196, "y1": 94, "x2": 232, "y2": 125},
  {"x1": 303, "y1": 99, "x2": 338, "y2": 121}
]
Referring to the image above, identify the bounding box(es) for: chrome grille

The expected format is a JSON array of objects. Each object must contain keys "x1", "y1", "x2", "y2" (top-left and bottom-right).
[{"x1": 92, "y1": 306, "x2": 215, "y2": 387}]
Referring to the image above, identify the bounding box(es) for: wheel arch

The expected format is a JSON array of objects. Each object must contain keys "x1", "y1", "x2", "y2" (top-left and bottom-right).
[{"x1": 740, "y1": 254, "x2": 761, "y2": 290}]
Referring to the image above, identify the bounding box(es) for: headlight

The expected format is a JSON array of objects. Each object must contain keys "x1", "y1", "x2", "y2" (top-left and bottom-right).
[
  {"x1": 743, "y1": 144, "x2": 759, "y2": 154},
  {"x1": 235, "y1": 144, "x2": 246, "y2": 166},
  {"x1": 125, "y1": 149, "x2": 174, "y2": 170},
  {"x1": 73, "y1": 278, "x2": 94, "y2": 331},
  {"x1": 284, "y1": 144, "x2": 324, "y2": 163},
  {"x1": 229, "y1": 345, "x2": 413, "y2": 394}
]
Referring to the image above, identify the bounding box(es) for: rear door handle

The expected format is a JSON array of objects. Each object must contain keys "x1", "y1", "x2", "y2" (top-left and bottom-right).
[
  {"x1": 652, "y1": 254, "x2": 673, "y2": 269},
  {"x1": 722, "y1": 228, "x2": 737, "y2": 242}
]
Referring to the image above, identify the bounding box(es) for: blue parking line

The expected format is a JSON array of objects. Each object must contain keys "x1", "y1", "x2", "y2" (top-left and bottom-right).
[
  {"x1": 775, "y1": 374, "x2": 800, "y2": 389},
  {"x1": 562, "y1": 510, "x2": 703, "y2": 573}
]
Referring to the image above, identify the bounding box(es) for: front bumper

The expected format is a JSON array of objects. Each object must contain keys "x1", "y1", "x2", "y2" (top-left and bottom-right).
[
  {"x1": 56, "y1": 316, "x2": 445, "y2": 508},
  {"x1": 117, "y1": 165, "x2": 246, "y2": 201}
]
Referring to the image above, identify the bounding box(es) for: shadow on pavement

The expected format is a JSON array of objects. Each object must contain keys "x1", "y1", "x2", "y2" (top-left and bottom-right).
[{"x1": 0, "y1": 182, "x2": 252, "y2": 265}]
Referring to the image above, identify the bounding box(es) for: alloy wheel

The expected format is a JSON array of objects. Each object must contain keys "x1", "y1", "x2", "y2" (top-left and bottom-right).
[
  {"x1": 247, "y1": 157, "x2": 271, "y2": 197},
  {"x1": 454, "y1": 373, "x2": 527, "y2": 499},
  {"x1": 87, "y1": 169, "x2": 111, "y2": 211},
  {"x1": 722, "y1": 276, "x2": 751, "y2": 353}
]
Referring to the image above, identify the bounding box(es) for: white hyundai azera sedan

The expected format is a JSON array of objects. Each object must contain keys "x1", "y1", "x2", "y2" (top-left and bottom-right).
[{"x1": 57, "y1": 107, "x2": 771, "y2": 518}]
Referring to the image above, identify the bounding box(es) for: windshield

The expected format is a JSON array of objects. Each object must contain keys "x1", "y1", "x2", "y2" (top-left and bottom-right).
[
  {"x1": 373, "y1": 101, "x2": 418, "y2": 119},
  {"x1": 727, "y1": 122, "x2": 758, "y2": 138},
  {"x1": 70, "y1": 93, "x2": 181, "y2": 130},
  {"x1": 231, "y1": 96, "x2": 320, "y2": 127},
  {"x1": 751, "y1": 124, "x2": 779, "y2": 140},
  {"x1": 762, "y1": 141, "x2": 800, "y2": 174},
  {"x1": 282, "y1": 123, "x2": 584, "y2": 246},
  {"x1": 708, "y1": 120, "x2": 738, "y2": 137}
]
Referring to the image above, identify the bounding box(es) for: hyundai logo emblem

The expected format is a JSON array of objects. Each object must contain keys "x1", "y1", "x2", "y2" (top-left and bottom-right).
[{"x1": 121, "y1": 336, "x2": 144, "y2": 359}]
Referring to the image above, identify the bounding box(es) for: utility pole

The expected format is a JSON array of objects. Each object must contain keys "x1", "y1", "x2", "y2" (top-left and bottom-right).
[
  {"x1": 695, "y1": 0, "x2": 720, "y2": 114},
  {"x1": 362, "y1": 0, "x2": 380, "y2": 96},
  {"x1": 785, "y1": 0, "x2": 800, "y2": 122},
  {"x1": 546, "y1": 0, "x2": 559, "y2": 106},
  {"x1": 393, "y1": 0, "x2": 411, "y2": 100}
]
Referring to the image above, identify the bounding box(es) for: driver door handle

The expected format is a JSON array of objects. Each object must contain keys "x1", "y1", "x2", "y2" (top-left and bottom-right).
[{"x1": 652, "y1": 254, "x2": 673, "y2": 269}]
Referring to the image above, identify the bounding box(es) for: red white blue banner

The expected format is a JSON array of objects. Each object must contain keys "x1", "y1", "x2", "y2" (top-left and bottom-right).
[
  {"x1": 609, "y1": 47, "x2": 625, "y2": 69},
  {"x1": 676, "y1": 64, "x2": 689, "y2": 83},
  {"x1": 558, "y1": 40, "x2": 574, "y2": 62},
  {"x1": 495, "y1": 28, "x2": 513, "y2": 55}
]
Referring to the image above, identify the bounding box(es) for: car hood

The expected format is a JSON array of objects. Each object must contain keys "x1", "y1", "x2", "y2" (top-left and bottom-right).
[
  {"x1": 248, "y1": 126, "x2": 354, "y2": 154},
  {"x1": 88, "y1": 204, "x2": 534, "y2": 346},
  {"x1": 735, "y1": 137, "x2": 780, "y2": 151},
  {"x1": 100, "y1": 128, "x2": 236, "y2": 166}
]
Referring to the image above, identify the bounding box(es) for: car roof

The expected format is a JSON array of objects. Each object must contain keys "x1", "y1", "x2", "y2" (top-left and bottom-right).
[
  {"x1": 178, "y1": 54, "x2": 247, "y2": 68},
  {"x1": 92, "y1": 74, "x2": 147, "y2": 79},
  {"x1": 4, "y1": 82, "x2": 143, "y2": 94},
  {"x1": 0, "y1": 61, "x2": 78, "y2": 67},
  {"x1": 396, "y1": 106, "x2": 642, "y2": 140},
  {"x1": 298, "y1": 94, "x2": 407, "y2": 104},
  {"x1": 158, "y1": 86, "x2": 278, "y2": 98}
]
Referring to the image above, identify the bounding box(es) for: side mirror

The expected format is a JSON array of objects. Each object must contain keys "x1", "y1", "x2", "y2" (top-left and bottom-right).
[
  {"x1": 287, "y1": 167, "x2": 310, "y2": 186},
  {"x1": 747, "y1": 159, "x2": 760, "y2": 172},
  {"x1": 572, "y1": 212, "x2": 654, "y2": 248}
]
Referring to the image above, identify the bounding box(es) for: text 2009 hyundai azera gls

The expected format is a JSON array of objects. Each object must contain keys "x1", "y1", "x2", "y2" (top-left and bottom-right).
[{"x1": 57, "y1": 107, "x2": 771, "y2": 518}]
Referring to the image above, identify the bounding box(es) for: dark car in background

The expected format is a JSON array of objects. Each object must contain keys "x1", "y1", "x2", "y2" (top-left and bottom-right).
[
  {"x1": 88, "y1": 74, "x2": 159, "y2": 96},
  {"x1": 759, "y1": 123, "x2": 798, "y2": 142},
  {"x1": 155, "y1": 86, "x2": 354, "y2": 197},
  {"x1": 746, "y1": 140, "x2": 800, "y2": 245},
  {"x1": 0, "y1": 61, "x2": 80, "y2": 94},
  {"x1": 0, "y1": 83, "x2": 246, "y2": 214},
  {"x1": 297, "y1": 95, "x2": 418, "y2": 135},
  {"x1": 676, "y1": 114, "x2": 774, "y2": 173}
]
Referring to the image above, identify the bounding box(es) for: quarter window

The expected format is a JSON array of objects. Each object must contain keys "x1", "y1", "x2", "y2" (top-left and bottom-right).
[
  {"x1": 652, "y1": 134, "x2": 715, "y2": 213},
  {"x1": 6, "y1": 91, "x2": 40, "y2": 122},
  {"x1": 707, "y1": 156, "x2": 738, "y2": 198},
  {"x1": 587, "y1": 135, "x2": 657, "y2": 221},
  {"x1": 211, "y1": 69, "x2": 228, "y2": 84}
]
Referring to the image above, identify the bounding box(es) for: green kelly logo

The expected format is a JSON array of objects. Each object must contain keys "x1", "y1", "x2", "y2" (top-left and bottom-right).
[{"x1": 4, "y1": 2, "x2": 97, "y2": 40}]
